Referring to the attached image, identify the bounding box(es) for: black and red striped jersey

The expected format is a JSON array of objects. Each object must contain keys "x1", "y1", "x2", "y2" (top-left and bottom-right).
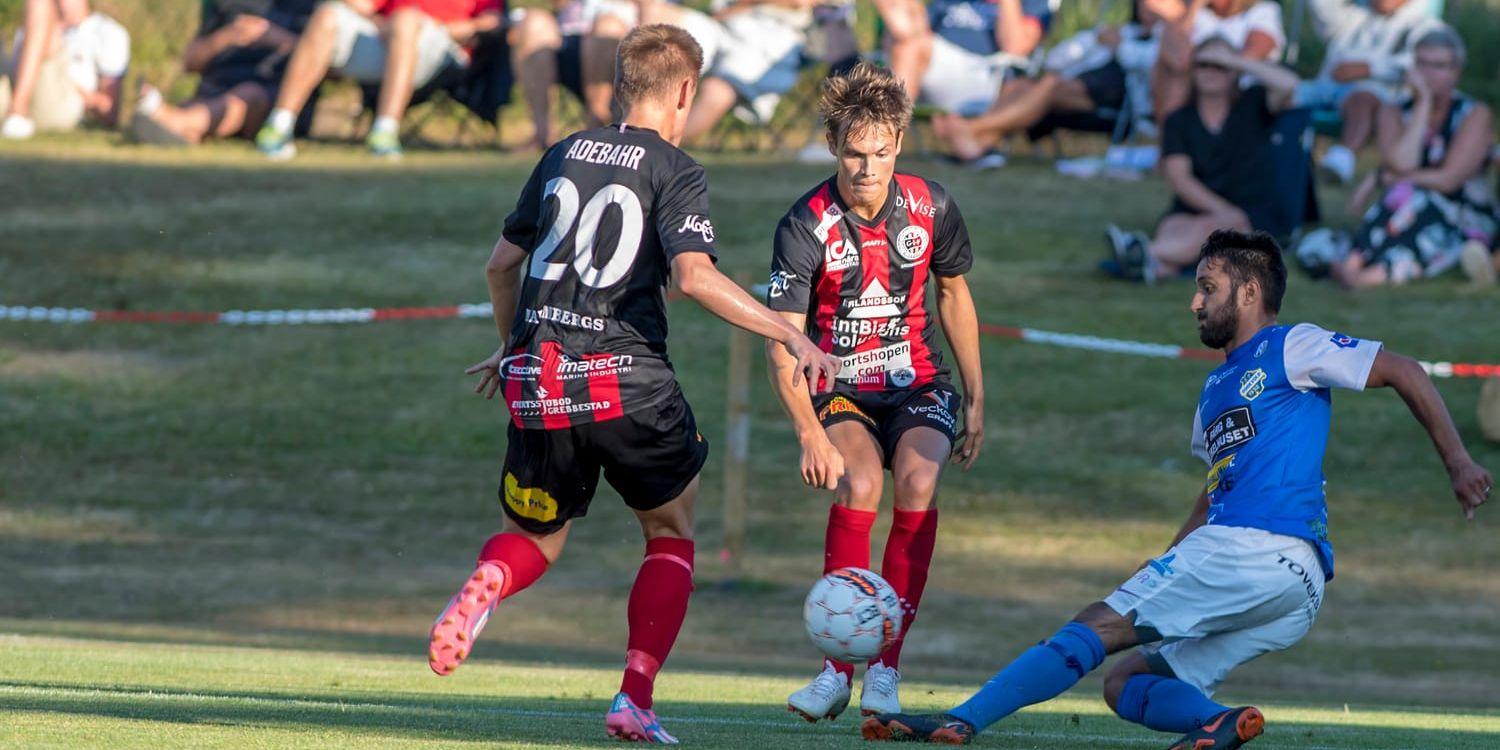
[
  {"x1": 767, "y1": 173, "x2": 973, "y2": 394},
  {"x1": 497, "y1": 124, "x2": 717, "y2": 430}
]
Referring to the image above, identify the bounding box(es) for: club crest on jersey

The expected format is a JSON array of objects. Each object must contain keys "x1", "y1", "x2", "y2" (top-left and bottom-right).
[
  {"x1": 824, "y1": 239, "x2": 859, "y2": 271},
  {"x1": 895, "y1": 225, "x2": 930, "y2": 264},
  {"x1": 890, "y1": 367, "x2": 916, "y2": 387},
  {"x1": 1239, "y1": 368, "x2": 1267, "y2": 401},
  {"x1": 1329, "y1": 332, "x2": 1360, "y2": 349},
  {"x1": 677, "y1": 214, "x2": 715, "y2": 243}
]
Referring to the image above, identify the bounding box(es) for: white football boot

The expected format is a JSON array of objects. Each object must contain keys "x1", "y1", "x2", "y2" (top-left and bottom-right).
[
  {"x1": 860, "y1": 663, "x2": 902, "y2": 715},
  {"x1": 787, "y1": 662, "x2": 852, "y2": 722}
]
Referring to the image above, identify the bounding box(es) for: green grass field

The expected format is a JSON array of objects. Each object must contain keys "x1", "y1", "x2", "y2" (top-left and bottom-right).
[{"x1": 2, "y1": 133, "x2": 1499, "y2": 748}]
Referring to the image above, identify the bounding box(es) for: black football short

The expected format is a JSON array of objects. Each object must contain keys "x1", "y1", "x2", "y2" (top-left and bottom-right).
[
  {"x1": 811, "y1": 382, "x2": 961, "y2": 468},
  {"x1": 498, "y1": 390, "x2": 708, "y2": 534}
]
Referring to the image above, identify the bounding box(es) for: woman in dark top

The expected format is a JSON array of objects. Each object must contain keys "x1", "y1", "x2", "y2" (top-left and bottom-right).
[
  {"x1": 128, "y1": 0, "x2": 317, "y2": 145},
  {"x1": 1327, "y1": 26, "x2": 1497, "y2": 288},
  {"x1": 1106, "y1": 36, "x2": 1298, "y2": 282}
]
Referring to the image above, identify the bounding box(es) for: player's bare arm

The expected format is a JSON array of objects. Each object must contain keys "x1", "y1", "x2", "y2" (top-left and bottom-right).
[
  {"x1": 466, "y1": 237, "x2": 529, "y2": 399},
  {"x1": 673, "y1": 252, "x2": 840, "y2": 393},
  {"x1": 1364, "y1": 349, "x2": 1493, "y2": 519},
  {"x1": 764, "y1": 310, "x2": 846, "y2": 490},
  {"x1": 933, "y1": 273, "x2": 984, "y2": 470}
]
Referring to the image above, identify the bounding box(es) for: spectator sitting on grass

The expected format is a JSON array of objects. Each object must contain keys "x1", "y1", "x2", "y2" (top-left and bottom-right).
[
  {"x1": 681, "y1": 0, "x2": 817, "y2": 141},
  {"x1": 931, "y1": 0, "x2": 1180, "y2": 164},
  {"x1": 0, "y1": 0, "x2": 129, "y2": 140},
  {"x1": 1301, "y1": 0, "x2": 1443, "y2": 184},
  {"x1": 1104, "y1": 37, "x2": 1298, "y2": 283},
  {"x1": 1151, "y1": 0, "x2": 1282, "y2": 133},
  {"x1": 1316, "y1": 27, "x2": 1498, "y2": 289},
  {"x1": 254, "y1": 0, "x2": 502, "y2": 160},
  {"x1": 129, "y1": 0, "x2": 318, "y2": 146}
]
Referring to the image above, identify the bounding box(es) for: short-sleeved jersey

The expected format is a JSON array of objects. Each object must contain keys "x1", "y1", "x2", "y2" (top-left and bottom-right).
[
  {"x1": 498, "y1": 124, "x2": 716, "y2": 430},
  {"x1": 767, "y1": 174, "x2": 973, "y2": 395},
  {"x1": 1191, "y1": 323, "x2": 1382, "y2": 580}
]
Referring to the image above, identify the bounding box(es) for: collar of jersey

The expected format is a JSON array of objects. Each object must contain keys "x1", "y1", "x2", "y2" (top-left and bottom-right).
[
  {"x1": 1224, "y1": 324, "x2": 1277, "y2": 364},
  {"x1": 611, "y1": 122, "x2": 661, "y2": 138},
  {"x1": 827, "y1": 176, "x2": 899, "y2": 228}
]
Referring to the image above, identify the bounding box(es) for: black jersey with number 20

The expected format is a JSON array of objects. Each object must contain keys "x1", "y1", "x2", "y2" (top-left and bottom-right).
[{"x1": 499, "y1": 125, "x2": 717, "y2": 430}]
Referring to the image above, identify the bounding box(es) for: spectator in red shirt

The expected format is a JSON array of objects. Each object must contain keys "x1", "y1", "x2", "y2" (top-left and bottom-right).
[{"x1": 254, "y1": 0, "x2": 502, "y2": 160}]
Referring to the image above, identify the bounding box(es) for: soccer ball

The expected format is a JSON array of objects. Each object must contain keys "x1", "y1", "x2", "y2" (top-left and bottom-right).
[{"x1": 803, "y1": 567, "x2": 904, "y2": 663}]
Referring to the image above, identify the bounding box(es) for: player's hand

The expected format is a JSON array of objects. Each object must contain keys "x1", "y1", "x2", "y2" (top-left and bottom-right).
[
  {"x1": 950, "y1": 393, "x2": 984, "y2": 471},
  {"x1": 465, "y1": 347, "x2": 506, "y2": 399},
  {"x1": 800, "y1": 433, "x2": 845, "y2": 490},
  {"x1": 1448, "y1": 458, "x2": 1492, "y2": 521},
  {"x1": 786, "y1": 335, "x2": 840, "y2": 395}
]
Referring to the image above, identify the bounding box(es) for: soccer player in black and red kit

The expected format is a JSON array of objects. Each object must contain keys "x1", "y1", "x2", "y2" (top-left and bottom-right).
[
  {"x1": 426, "y1": 25, "x2": 838, "y2": 744},
  {"x1": 766, "y1": 62, "x2": 986, "y2": 721}
]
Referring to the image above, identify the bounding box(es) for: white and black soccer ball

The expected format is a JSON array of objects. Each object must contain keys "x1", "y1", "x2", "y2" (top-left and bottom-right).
[{"x1": 803, "y1": 567, "x2": 904, "y2": 663}]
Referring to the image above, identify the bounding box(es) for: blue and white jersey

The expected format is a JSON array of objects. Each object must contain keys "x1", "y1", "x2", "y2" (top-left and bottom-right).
[
  {"x1": 1191, "y1": 323, "x2": 1382, "y2": 580},
  {"x1": 928, "y1": 0, "x2": 1054, "y2": 57}
]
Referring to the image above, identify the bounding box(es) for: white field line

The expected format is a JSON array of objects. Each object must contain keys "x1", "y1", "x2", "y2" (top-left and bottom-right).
[{"x1": 0, "y1": 683, "x2": 1436, "y2": 750}]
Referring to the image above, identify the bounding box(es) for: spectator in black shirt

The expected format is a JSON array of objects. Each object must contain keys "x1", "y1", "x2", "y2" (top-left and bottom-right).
[
  {"x1": 1106, "y1": 37, "x2": 1298, "y2": 282},
  {"x1": 129, "y1": 0, "x2": 317, "y2": 145}
]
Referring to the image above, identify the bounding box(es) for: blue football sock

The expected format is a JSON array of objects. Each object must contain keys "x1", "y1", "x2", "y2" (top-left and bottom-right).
[
  {"x1": 949, "y1": 621, "x2": 1106, "y2": 731},
  {"x1": 1113, "y1": 674, "x2": 1229, "y2": 733}
]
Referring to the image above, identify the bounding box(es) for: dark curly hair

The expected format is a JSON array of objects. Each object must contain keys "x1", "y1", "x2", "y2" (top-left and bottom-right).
[{"x1": 1199, "y1": 229, "x2": 1287, "y2": 313}]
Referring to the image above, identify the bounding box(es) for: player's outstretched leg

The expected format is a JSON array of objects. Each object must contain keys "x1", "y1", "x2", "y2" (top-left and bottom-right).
[
  {"x1": 606, "y1": 486, "x2": 697, "y2": 744},
  {"x1": 429, "y1": 529, "x2": 555, "y2": 676},
  {"x1": 863, "y1": 603, "x2": 1132, "y2": 743}
]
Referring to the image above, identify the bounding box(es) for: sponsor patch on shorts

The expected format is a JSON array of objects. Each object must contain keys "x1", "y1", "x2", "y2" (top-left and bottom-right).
[
  {"x1": 818, "y1": 395, "x2": 876, "y2": 427},
  {"x1": 503, "y1": 472, "x2": 559, "y2": 522}
]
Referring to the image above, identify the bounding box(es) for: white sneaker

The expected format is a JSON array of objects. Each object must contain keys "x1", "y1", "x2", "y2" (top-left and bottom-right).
[
  {"x1": 860, "y1": 663, "x2": 901, "y2": 716},
  {"x1": 1319, "y1": 145, "x2": 1356, "y2": 184},
  {"x1": 787, "y1": 662, "x2": 851, "y2": 722},
  {"x1": 1460, "y1": 239, "x2": 1497, "y2": 286},
  {"x1": 1, "y1": 114, "x2": 35, "y2": 140}
]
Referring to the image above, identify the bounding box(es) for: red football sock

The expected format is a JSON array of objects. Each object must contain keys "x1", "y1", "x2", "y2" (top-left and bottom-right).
[
  {"x1": 620, "y1": 536, "x2": 694, "y2": 709},
  {"x1": 477, "y1": 533, "x2": 550, "y2": 599},
  {"x1": 871, "y1": 507, "x2": 938, "y2": 671},
  {"x1": 823, "y1": 504, "x2": 877, "y2": 683}
]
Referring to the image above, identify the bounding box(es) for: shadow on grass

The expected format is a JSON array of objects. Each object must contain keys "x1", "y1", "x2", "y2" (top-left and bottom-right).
[{"x1": 2, "y1": 679, "x2": 1495, "y2": 749}]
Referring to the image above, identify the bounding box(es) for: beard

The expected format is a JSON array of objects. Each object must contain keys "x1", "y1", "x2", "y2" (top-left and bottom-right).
[{"x1": 1197, "y1": 301, "x2": 1239, "y2": 349}]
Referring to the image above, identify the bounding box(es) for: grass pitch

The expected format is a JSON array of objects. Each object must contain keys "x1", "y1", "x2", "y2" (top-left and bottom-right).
[
  {"x1": 1, "y1": 133, "x2": 1498, "y2": 747},
  {"x1": 3, "y1": 633, "x2": 1498, "y2": 749}
]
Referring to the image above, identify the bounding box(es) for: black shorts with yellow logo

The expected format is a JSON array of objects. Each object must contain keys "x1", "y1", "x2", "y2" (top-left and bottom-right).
[
  {"x1": 811, "y1": 382, "x2": 961, "y2": 468},
  {"x1": 498, "y1": 391, "x2": 708, "y2": 534}
]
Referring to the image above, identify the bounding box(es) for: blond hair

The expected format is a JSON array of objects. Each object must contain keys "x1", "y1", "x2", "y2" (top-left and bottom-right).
[
  {"x1": 615, "y1": 24, "x2": 703, "y2": 111},
  {"x1": 819, "y1": 62, "x2": 912, "y2": 148}
]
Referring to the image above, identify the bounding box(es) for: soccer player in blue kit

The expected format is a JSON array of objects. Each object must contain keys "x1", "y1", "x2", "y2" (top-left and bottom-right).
[{"x1": 862, "y1": 230, "x2": 1493, "y2": 748}]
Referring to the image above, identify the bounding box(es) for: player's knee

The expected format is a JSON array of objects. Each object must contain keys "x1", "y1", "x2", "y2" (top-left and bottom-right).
[
  {"x1": 838, "y1": 471, "x2": 883, "y2": 509},
  {"x1": 1102, "y1": 659, "x2": 1148, "y2": 713},
  {"x1": 1072, "y1": 601, "x2": 1135, "y2": 652},
  {"x1": 307, "y1": 3, "x2": 342, "y2": 37},
  {"x1": 388, "y1": 6, "x2": 424, "y2": 36},
  {"x1": 893, "y1": 467, "x2": 939, "y2": 508}
]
